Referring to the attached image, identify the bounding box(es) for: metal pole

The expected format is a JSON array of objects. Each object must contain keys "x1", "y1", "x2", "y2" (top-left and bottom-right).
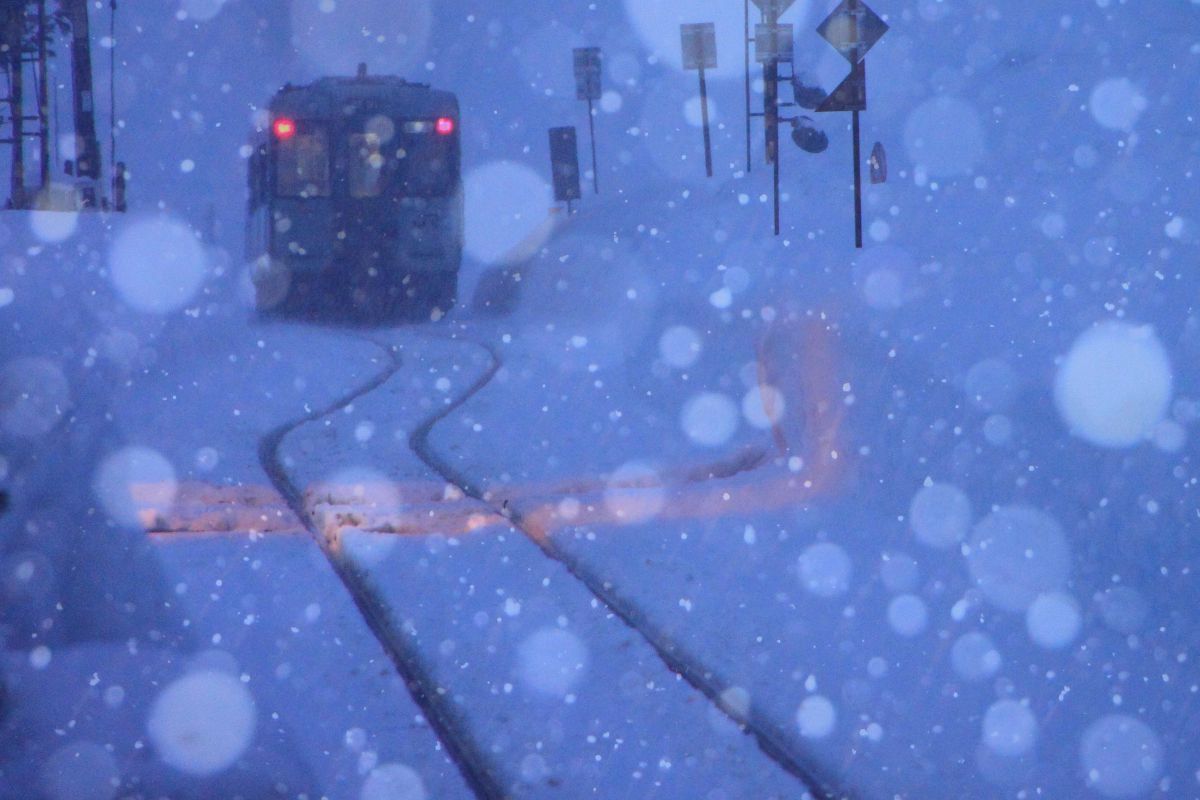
[
  {"x1": 743, "y1": 0, "x2": 751, "y2": 173},
  {"x1": 852, "y1": 108, "x2": 862, "y2": 248},
  {"x1": 586, "y1": 95, "x2": 598, "y2": 194},
  {"x1": 37, "y1": 0, "x2": 50, "y2": 191},
  {"x1": 773, "y1": 139, "x2": 780, "y2": 236},
  {"x1": 849, "y1": 0, "x2": 862, "y2": 248},
  {"x1": 10, "y1": 48, "x2": 25, "y2": 207},
  {"x1": 699, "y1": 65, "x2": 712, "y2": 178},
  {"x1": 110, "y1": 0, "x2": 116, "y2": 205},
  {"x1": 763, "y1": 4, "x2": 780, "y2": 234}
]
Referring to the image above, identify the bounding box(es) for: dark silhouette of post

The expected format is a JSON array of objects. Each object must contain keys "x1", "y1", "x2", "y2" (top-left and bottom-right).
[
  {"x1": 699, "y1": 65, "x2": 712, "y2": 177},
  {"x1": 815, "y1": 0, "x2": 887, "y2": 248},
  {"x1": 586, "y1": 96, "x2": 598, "y2": 194},
  {"x1": 572, "y1": 47, "x2": 601, "y2": 195},
  {"x1": 743, "y1": 0, "x2": 751, "y2": 173},
  {"x1": 681, "y1": 23, "x2": 717, "y2": 179},
  {"x1": 850, "y1": 0, "x2": 862, "y2": 248},
  {"x1": 37, "y1": 0, "x2": 50, "y2": 191}
]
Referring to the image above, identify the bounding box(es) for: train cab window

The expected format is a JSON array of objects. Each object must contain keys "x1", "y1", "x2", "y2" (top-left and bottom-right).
[
  {"x1": 348, "y1": 133, "x2": 386, "y2": 198},
  {"x1": 396, "y1": 119, "x2": 458, "y2": 197},
  {"x1": 275, "y1": 126, "x2": 331, "y2": 198}
]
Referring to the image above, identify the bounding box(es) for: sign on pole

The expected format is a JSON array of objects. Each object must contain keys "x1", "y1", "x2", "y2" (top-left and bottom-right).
[
  {"x1": 680, "y1": 23, "x2": 717, "y2": 70},
  {"x1": 816, "y1": 0, "x2": 888, "y2": 63},
  {"x1": 548, "y1": 126, "x2": 582, "y2": 212},
  {"x1": 754, "y1": 23, "x2": 794, "y2": 63},
  {"x1": 815, "y1": 68, "x2": 866, "y2": 112},
  {"x1": 572, "y1": 47, "x2": 601, "y2": 101},
  {"x1": 572, "y1": 47, "x2": 602, "y2": 194},
  {"x1": 814, "y1": 0, "x2": 888, "y2": 248},
  {"x1": 680, "y1": 23, "x2": 717, "y2": 177}
]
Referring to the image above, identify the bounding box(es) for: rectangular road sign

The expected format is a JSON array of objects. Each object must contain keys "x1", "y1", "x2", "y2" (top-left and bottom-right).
[
  {"x1": 680, "y1": 23, "x2": 717, "y2": 70},
  {"x1": 548, "y1": 127, "x2": 582, "y2": 202},
  {"x1": 754, "y1": 23, "x2": 794, "y2": 63},
  {"x1": 817, "y1": 0, "x2": 888, "y2": 63},
  {"x1": 573, "y1": 47, "x2": 602, "y2": 101}
]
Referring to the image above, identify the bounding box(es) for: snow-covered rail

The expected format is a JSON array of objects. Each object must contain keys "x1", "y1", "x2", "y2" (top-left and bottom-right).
[
  {"x1": 408, "y1": 335, "x2": 849, "y2": 800},
  {"x1": 257, "y1": 341, "x2": 508, "y2": 799}
]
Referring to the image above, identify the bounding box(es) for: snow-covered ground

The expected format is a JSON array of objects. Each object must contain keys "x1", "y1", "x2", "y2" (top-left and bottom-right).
[{"x1": 4, "y1": 0, "x2": 1200, "y2": 798}]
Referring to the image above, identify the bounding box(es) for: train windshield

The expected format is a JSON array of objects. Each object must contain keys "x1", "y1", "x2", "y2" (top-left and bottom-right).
[
  {"x1": 275, "y1": 125, "x2": 331, "y2": 198},
  {"x1": 346, "y1": 119, "x2": 457, "y2": 199}
]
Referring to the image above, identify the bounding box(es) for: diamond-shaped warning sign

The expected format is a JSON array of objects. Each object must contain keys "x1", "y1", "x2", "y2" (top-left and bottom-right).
[
  {"x1": 815, "y1": 66, "x2": 866, "y2": 112},
  {"x1": 817, "y1": 0, "x2": 888, "y2": 63}
]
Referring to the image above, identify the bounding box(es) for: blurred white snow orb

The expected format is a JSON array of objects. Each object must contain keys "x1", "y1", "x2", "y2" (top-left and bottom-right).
[
  {"x1": 1080, "y1": 715, "x2": 1163, "y2": 798},
  {"x1": 361, "y1": 763, "x2": 426, "y2": 800},
  {"x1": 109, "y1": 216, "x2": 207, "y2": 313},
  {"x1": 147, "y1": 670, "x2": 256, "y2": 776},
  {"x1": 982, "y1": 699, "x2": 1037, "y2": 758},
  {"x1": 93, "y1": 445, "x2": 177, "y2": 529},
  {"x1": 903, "y1": 96, "x2": 985, "y2": 177},
  {"x1": 603, "y1": 461, "x2": 665, "y2": 524},
  {"x1": 659, "y1": 325, "x2": 702, "y2": 368},
  {"x1": 29, "y1": 209, "x2": 79, "y2": 243},
  {"x1": 964, "y1": 358, "x2": 1019, "y2": 412},
  {"x1": 1097, "y1": 586, "x2": 1148, "y2": 634},
  {"x1": 516, "y1": 627, "x2": 588, "y2": 698},
  {"x1": 0, "y1": 357, "x2": 70, "y2": 437},
  {"x1": 180, "y1": 0, "x2": 226, "y2": 22},
  {"x1": 796, "y1": 695, "x2": 836, "y2": 739},
  {"x1": 1025, "y1": 591, "x2": 1081, "y2": 649},
  {"x1": 623, "y1": 0, "x2": 809, "y2": 79},
  {"x1": 1089, "y1": 78, "x2": 1147, "y2": 132},
  {"x1": 291, "y1": 0, "x2": 430, "y2": 76},
  {"x1": 950, "y1": 632, "x2": 1002, "y2": 682},
  {"x1": 681, "y1": 391, "x2": 739, "y2": 446},
  {"x1": 861, "y1": 267, "x2": 903, "y2": 309},
  {"x1": 909, "y1": 482, "x2": 971, "y2": 548},
  {"x1": 887, "y1": 594, "x2": 928, "y2": 637},
  {"x1": 464, "y1": 161, "x2": 552, "y2": 266},
  {"x1": 40, "y1": 740, "x2": 119, "y2": 800},
  {"x1": 1055, "y1": 322, "x2": 1172, "y2": 448},
  {"x1": 742, "y1": 384, "x2": 785, "y2": 429},
  {"x1": 966, "y1": 506, "x2": 1070, "y2": 612},
  {"x1": 797, "y1": 542, "x2": 852, "y2": 598}
]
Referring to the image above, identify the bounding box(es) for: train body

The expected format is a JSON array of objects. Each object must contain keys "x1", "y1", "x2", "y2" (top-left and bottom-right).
[{"x1": 246, "y1": 67, "x2": 462, "y2": 316}]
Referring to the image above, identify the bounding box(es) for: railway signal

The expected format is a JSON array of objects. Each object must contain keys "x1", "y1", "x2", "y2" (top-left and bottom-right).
[
  {"x1": 548, "y1": 126, "x2": 582, "y2": 214},
  {"x1": 572, "y1": 47, "x2": 601, "y2": 194},
  {"x1": 870, "y1": 141, "x2": 887, "y2": 183},
  {"x1": 814, "y1": 0, "x2": 889, "y2": 247},
  {"x1": 679, "y1": 23, "x2": 717, "y2": 178}
]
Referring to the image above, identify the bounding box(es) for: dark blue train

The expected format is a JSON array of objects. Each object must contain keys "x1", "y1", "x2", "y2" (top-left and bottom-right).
[{"x1": 246, "y1": 65, "x2": 462, "y2": 317}]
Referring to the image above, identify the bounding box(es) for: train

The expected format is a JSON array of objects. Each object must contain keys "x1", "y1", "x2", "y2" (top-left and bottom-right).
[{"x1": 246, "y1": 64, "x2": 462, "y2": 318}]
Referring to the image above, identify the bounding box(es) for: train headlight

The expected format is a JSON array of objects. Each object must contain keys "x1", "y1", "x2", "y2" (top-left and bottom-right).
[{"x1": 273, "y1": 118, "x2": 297, "y2": 140}]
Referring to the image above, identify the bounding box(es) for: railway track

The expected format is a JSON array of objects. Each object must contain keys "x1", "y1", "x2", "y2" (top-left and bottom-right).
[{"x1": 259, "y1": 326, "x2": 852, "y2": 800}]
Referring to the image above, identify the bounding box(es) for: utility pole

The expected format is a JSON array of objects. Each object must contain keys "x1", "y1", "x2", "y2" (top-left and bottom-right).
[
  {"x1": 62, "y1": 0, "x2": 102, "y2": 206},
  {"x1": 3, "y1": 0, "x2": 27, "y2": 207},
  {"x1": 815, "y1": 0, "x2": 888, "y2": 247},
  {"x1": 752, "y1": 4, "x2": 794, "y2": 235},
  {"x1": 36, "y1": 0, "x2": 48, "y2": 190}
]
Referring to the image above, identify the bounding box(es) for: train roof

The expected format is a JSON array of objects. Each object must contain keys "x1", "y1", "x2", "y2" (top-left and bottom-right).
[{"x1": 268, "y1": 66, "x2": 458, "y2": 120}]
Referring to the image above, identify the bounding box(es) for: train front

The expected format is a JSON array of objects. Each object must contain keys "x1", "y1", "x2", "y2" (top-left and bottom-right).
[{"x1": 249, "y1": 71, "x2": 463, "y2": 318}]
